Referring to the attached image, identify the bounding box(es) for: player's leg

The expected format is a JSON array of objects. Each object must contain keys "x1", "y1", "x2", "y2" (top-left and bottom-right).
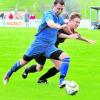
[
  {"x1": 59, "y1": 52, "x2": 70, "y2": 88},
  {"x1": 38, "y1": 59, "x2": 60, "y2": 83},
  {"x1": 38, "y1": 67, "x2": 59, "y2": 83},
  {"x1": 50, "y1": 50, "x2": 70, "y2": 88},
  {"x1": 22, "y1": 64, "x2": 37, "y2": 79},
  {"x1": 22, "y1": 64, "x2": 58, "y2": 83},
  {"x1": 3, "y1": 55, "x2": 33, "y2": 85},
  {"x1": 22, "y1": 64, "x2": 43, "y2": 78},
  {"x1": 51, "y1": 59, "x2": 61, "y2": 70},
  {"x1": 22, "y1": 56, "x2": 59, "y2": 83},
  {"x1": 22, "y1": 54, "x2": 46, "y2": 79},
  {"x1": 38, "y1": 58, "x2": 60, "y2": 83}
]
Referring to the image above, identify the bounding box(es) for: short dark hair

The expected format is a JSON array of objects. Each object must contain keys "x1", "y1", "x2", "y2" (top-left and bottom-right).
[
  {"x1": 69, "y1": 12, "x2": 81, "y2": 20},
  {"x1": 54, "y1": 0, "x2": 65, "y2": 5}
]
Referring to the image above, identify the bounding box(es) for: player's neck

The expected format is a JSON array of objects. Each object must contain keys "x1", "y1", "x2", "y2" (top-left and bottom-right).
[{"x1": 67, "y1": 22, "x2": 74, "y2": 31}]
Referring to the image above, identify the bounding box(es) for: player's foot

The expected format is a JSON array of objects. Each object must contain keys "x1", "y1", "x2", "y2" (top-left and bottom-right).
[
  {"x1": 37, "y1": 78, "x2": 48, "y2": 84},
  {"x1": 3, "y1": 74, "x2": 9, "y2": 85},
  {"x1": 22, "y1": 69, "x2": 28, "y2": 79},
  {"x1": 59, "y1": 80, "x2": 67, "y2": 88}
]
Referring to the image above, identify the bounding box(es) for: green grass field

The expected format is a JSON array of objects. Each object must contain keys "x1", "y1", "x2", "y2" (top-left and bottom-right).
[{"x1": 0, "y1": 27, "x2": 100, "y2": 100}]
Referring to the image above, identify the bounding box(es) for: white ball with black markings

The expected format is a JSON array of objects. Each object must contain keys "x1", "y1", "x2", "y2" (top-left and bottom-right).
[{"x1": 65, "y1": 81, "x2": 79, "y2": 95}]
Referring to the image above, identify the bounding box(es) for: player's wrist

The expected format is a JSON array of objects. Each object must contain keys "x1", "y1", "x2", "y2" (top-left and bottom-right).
[{"x1": 57, "y1": 24, "x2": 62, "y2": 29}]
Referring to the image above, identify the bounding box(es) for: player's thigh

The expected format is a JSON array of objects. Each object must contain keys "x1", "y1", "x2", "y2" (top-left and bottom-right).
[
  {"x1": 45, "y1": 45, "x2": 59, "y2": 58},
  {"x1": 21, "y1": 55, "x2": 34, "y2": 66},
  {"x1": 50, "y1": 50, "x2": 70, "y2": 60}
]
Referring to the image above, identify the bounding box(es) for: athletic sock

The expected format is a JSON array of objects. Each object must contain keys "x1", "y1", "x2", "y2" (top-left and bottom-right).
[
  {"x1": 7, "y1": 61, "x2": 22, "y2": 77},
  {"x1": 25, "y1": 64, "x2": 37, "y2": 74},
  {"x1": 59, "y1": 58, "x2": 70, "y2": 84},
  {"x1": 39, "y1": 67, "x2": 58, "y2": 80}
]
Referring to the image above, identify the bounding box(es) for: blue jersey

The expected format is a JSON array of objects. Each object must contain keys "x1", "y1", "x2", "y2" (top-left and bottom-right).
[
  {"x1": 35, "y1": 10, "x2": 65, "y2": 45},
  {"x1": 25, "y1": 10, "x2": 65, "y2": 58}
]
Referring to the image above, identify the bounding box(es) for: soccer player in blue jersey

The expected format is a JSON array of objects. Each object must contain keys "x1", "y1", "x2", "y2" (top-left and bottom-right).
[
  {"x1": 3, "y1": 0, "x2": 80, "y2": 88},
  {"x1": 22, "y1": 12, "x2": 96, "y2": 83}
]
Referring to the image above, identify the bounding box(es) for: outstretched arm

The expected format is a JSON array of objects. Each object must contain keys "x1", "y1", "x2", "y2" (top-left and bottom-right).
[
  {"x1": 58, "y1": 33, "x2": 79, "y2": 39},
  {"x1": 77, "y1": 34, "x2": 96, "y2": 44}
]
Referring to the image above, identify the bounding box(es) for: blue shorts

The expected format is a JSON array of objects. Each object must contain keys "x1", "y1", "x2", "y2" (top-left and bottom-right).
[{"x1": 25, "y1": 39, "x2": 59, "y2": 58}]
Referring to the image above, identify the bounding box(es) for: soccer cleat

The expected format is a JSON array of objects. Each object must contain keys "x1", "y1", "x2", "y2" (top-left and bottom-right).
[
  {"x1": 37, "y1": 78, "x2": 48, "y2": 84},
  {"x1": 3, "y1": 74, "x2": 9, "y2": 85},
  {"x1": 22, "y1": 69, "x2": 28, "y2": 79},
  {"x1": 59, "y1": 80, "x2": 67, "y2": 88}
]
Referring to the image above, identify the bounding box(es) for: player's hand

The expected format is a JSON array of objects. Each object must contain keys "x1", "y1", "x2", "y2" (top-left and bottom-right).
[
  {"x1": 88, "y1": 40, "x2": 96, "y2": 44},
  {"x1": 61, "y1": 24, "x2": 67, "y2": 29}
]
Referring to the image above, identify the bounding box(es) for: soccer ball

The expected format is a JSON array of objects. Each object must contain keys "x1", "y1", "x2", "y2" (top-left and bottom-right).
[{"x1": 65, "y1": 81, "x2": 79, "y2": 95}]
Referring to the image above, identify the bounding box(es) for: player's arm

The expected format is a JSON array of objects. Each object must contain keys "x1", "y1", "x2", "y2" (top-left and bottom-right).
[
  {"x1": 58, "y1": 33, "x2": 79, "y2": 39},
  {"x1": 47, "y1": 20, "x2": 66, "y2": 29},
  {"x1": 77, "y1": 34, "x2": 96, "y2": 44},
  {"x1": 58, "y1": 26, "x2": 79, "y2": 39},
  {"x1": 45, "y1": 12, "x2": 66, "y2": 30}
]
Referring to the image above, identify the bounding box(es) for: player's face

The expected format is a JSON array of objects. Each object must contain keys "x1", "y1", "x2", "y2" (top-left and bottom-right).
[
  {"x1": 54, "y1": 3, "x2": 64, "y2": 15},
  {"x1": 71, "y1": 18, "x2": 81, "y2": 29}
]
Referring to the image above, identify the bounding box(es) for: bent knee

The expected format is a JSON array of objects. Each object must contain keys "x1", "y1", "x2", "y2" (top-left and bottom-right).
[
  {"x1": 20, "y1": 58, "x2": 28, "y2": 66},
  {"x1": 59, "y1": 52, "x2": 70, "y2": 60},
  {"x1": 36, "y1": 65, "x2": 43, "y2": 71}
]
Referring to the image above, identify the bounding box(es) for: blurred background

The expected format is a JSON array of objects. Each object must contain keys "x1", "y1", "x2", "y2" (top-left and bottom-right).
[{"x1": 0, "y1": 0, "x2": 100, "y2": 29}]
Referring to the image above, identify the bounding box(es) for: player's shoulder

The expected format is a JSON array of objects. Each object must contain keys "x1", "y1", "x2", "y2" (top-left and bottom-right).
[{"x1": 44, "y1": 10, "x2": 54, "y2": 15}]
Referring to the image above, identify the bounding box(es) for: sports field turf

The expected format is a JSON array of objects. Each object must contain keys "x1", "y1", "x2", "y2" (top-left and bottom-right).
[{"x1": 0, "y1": 27, "x2": 100, "y2": 100}]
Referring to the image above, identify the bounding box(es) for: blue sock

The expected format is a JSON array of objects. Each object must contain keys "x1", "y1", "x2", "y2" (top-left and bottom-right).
[
  {"x1": 59, "y1": 58, "x2": 70, "y2": 84},
  {"x1": 7, "y1": 61, "x2": 22, "y2": 77}
]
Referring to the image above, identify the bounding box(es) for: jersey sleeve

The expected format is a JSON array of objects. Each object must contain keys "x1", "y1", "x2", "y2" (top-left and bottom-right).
[
  {"x1": 45, "y1": 11, "x2": 54, "y2": 22},
  {"x1": 60, "y1": 16, "x2": 65, "y2": 25}
]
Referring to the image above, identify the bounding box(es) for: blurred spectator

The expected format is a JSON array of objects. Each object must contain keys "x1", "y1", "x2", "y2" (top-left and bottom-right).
[
  {"x1": 0, "y1": 12, "x2": 5, "y2": 19},
  {"x1": 62, "y1": 11, "x2": 69, "y2": 23},
  {"x1": 14, "y1": 8, "x2": 18, "y2": 15},
  {"x1": 9, "y1": 13, "x2": 14, "y2": 19},
  {"x1": 62, "y1": 11, "x2": 69, "y2": 19},
  {"x1": 24, "y1": 10, "x2": 30, "y2": 27},
  {"x1": 30, "y1": 14, "x2": 36, "y2": 20}
]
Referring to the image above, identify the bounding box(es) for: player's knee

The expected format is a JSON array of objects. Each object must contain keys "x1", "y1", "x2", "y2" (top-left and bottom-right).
[
  {"x1": 20, "y1": 58, "x2": 28, "y2": 66},
  {"x1": 36, "y1": 65, "x2": 43, "y2": 71},
  {"x1": 59, "y1": 52, "x2": 70, "y2": 60}
]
